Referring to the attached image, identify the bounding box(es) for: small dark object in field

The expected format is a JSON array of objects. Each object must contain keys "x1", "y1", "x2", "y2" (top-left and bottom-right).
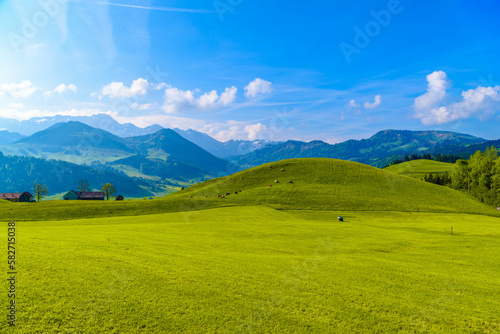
[
  {"x1": 226, "y1": 193, "x2": 230, "y2": 196},
  {"x1": 268, "y1": 184, "x2": 272, "y2": 187},
  {"x1": 274, "y1": 180, "x2": 279, "y2": 183},
  {"x1": 337, "y1": 217, "x2": 343, "y2": 222},
  {"x1": 234, "y1": 191, "x2": 238, "y2": 194},
  {"x1": 181, "y1": 187, "x2": 184, "y2": 190},
  {"x1": 280, "y1": 168, "x2": 285, "y2": 172},
  {"x1": 205, "y1": 194, "x2": 208, "y2": 197},
  {"x1": 189, "y1": 195, "x2": 192, "y2": 198},
  {"x1": 268, "y1": 166, "x2": 272, "y2": 169},
  {"x1": 288, "y1": 180, "x2": 293, "y2": 183}
]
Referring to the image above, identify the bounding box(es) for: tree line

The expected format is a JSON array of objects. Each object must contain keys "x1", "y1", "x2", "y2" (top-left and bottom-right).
[
  {"x1": 451, "y1": 147, "x2": 500, "y2": 206},
  {"x1": 389, "y1": 153, "x2": 461, "y2": 166},
  {"x1": 422, "y1": 146, "x2": 500, "y2": 206}
]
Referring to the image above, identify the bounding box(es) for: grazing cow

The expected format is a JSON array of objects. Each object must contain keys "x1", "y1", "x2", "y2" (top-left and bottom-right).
[
  {"x1": 280, "y1": 168, "x2": 285, "y2": 172},
  {"x1": 274, "y1": 180, "x2": 279, "y2": 183},
  {"x1": 205, "y1": 194, "x2": 208, "y2": 197},
  {"x1": 217, "y1": 195, "x2": 221, "y2": 198},
  {"x1": 189, "y1": 195, "x2": 192, "y2": 198},
  {"x1": 234, "y1": 191, "x2": 238, "y2": 194},
  {"x1": 226, "y1": 192, "x2": 230, "y2": 196},
  {"x1": 268, "y1": 184, "x2": 272, "y2": 187},
  {"x1": 288, "y1": 180, "x2": 293, "y2": 183}
]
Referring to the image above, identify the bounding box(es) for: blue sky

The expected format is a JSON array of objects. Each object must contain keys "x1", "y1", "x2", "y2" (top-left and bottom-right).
[{"x1": 0, "y1": 0, "x2": 499, "y2": 142}]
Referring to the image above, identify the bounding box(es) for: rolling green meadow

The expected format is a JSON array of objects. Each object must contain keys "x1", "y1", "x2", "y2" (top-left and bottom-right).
[
  {"x1": 2, "y1": 159, "x2": 500, "y2": 332},
  {"x1": 384, "y1": 160, "x2": 455, "y2": 180}
]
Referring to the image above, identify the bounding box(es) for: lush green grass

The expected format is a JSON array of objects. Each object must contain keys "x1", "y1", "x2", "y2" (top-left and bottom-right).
[
  {"x1": 3, "y1": 206, "x2": 500, "y2": 333},
  {"x1": 170, "y1": 158, "x2": 497, "y2": 215},
  {"x1": 384, "y1": 160, "x2": 455, "y2": 180},
  {"x1": 1, "y1": 158, "x2": 498, "y2": 221}
]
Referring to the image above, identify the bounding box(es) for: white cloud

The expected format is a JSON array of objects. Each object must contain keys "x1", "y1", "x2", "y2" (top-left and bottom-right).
[
  {"x1": 414, "y1": 71, "x2": 500, "y2": 125},
  {"x1": 44, "y1": 83, "x2": 77, "y2": 97},
  {"x1": 7, "y1": 102, "x2": 25, "y2": 109},
  {"x1": 162, "y1": 85, "x2": 237, "y2": 113},
  {"x1": 364, "y1": 95, "x2": 382, "y2": 109},
  {"x1": 348, "y1": 99, "x2": 359, "y2": 109},
  {"x1": 131, "y1": 102, "x2": 156, "y2": 110},
  {"x1": 414, "y1": 71, "x2": 450, "y2": 111},
  {"x1": 0, "y1": 108, "x2": 107, "y2": 121},
  {"x1": 244, "y1": 78, "x2": 273, "y2": 98},
  {"x1": 0, "y1": 80, "x2": 37, "y2": 99},
  {"x1": 205, "y1": 121, "x2": 273, "y2": 142},
  {"x1": 101, "y1": 78, "x2": 150, "y2": 99},
  {"x1": 416, "y1": 86, "x2": 500, "y2": 125},
  {"x1": 219, "y1": 86, "x2": 238, "y2": 105},
  {"x1": 244, "y1": 123, "x2": 268, "y2": 140}
]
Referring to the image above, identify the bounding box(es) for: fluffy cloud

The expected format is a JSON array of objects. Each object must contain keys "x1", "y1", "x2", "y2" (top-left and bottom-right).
[
  {"x1": 131, "y1": 102, "x2": 156, "y2": 110},
  {"x1": 0, "y1": 80, "x2": 37, "y2": 99},
  {"x1": 364, "y1": 95, "x2": 382, "y2": 109},
  {"x1": 414, "y1": 71, "x2": 450, "y2": 111},
  {"x1": 244, "y1": 78, "x2": 273, "y2": 98},
  {"x1": 414, "y1": 71, "x2": 500, "y2": 125},
  {"x1": 44, "y1": 83, "x2": 77, "y2": 97},
  {"x1": 244, "y1": 123, "x2": 268, "y2": 140},
  {"x1": 348, "y1": 99, "x2": 360, "y2": 109},
  {"x1": 163, "y1": 86, "x2": 237, "y2": 113},
  {"x1": 8, "y1": 102, "x2": 25, "y2": 109},
  {"x1": 0, "y1": 108, "x2": 107, "y2": 121},
  {"x1": 101, "y1": 78, "x2": 150, "y2": 99}
]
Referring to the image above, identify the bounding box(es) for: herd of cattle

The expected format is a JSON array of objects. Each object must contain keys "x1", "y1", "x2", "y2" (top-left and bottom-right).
[{"x1": 187, "y1": 165, "x2": 294, "y2": 199}]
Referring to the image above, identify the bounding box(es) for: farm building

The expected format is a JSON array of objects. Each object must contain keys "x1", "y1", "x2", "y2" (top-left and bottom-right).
[
  {"x1": 115, "y1": 195, "x2": 124, "y2": 201},
  {"x1": 62, "y1": 190, "x2": 105, "y2": 201},
  {"x1": 0, "y1": 192, "x2": 34, "y2": 202}
]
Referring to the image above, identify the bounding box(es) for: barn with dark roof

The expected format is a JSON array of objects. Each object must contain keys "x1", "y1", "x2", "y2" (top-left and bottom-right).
[
  {"x1": 62, "y1": 190, "x2": 105, "y2": 200},
  {"x1": 0, "y1": 192, "x2": 34, "y2": 202}
]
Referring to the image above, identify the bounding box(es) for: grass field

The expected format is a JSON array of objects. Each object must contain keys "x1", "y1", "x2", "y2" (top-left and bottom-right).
[
  {"x1": 2, "y1": 158, "x2": 499, "y2": 332},
  {"x1": 384, "y1": 160, "x2": 455, "y2": 180},
  {"x1": 1, "y1": 159, "x2": 498, "y2": 222},
  {"x1": 2, "y1": 206, "x2": 500, "y2": 333}
]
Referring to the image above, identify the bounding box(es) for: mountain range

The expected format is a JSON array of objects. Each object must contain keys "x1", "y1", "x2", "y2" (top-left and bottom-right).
[
  {"x1": 0, "y1": 121, "x2": 238, "y2": 197},
  {"x1": 0, "y1": 114, "x2": 278, "y2": 158},
  {"x1": 0, "y1": 114, "x2": 163, "y2": 137},
  {"x1": 0, "y1": 118, "x2": 497, "y2": 199},
  {"x1": 233, "y1": 130, "x2": 487, "y2": 168},
  {"x1": 172, "y1": 128, "x2": 279, "y2": 158}
]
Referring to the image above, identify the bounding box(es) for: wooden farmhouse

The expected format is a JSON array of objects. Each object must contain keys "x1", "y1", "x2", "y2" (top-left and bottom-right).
[
  {"x1": 62, "y1": 190, "x2": 105, "y2": 201},
  {"x1": 0, "y1": 192, "x2": 34, "y2": 202},
  {"x1": 115, "y1": 195, "x2": 124, "y2": 201}
]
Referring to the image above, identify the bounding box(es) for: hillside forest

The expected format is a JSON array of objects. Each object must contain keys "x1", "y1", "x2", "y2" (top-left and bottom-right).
[{"x1": 422, "y1": 147, "x2": 500, "y2": 206}]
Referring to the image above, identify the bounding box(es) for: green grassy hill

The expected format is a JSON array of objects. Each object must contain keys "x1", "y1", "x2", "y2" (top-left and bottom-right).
[
  {"x1": 170, "y1": 158, "x2": 494, "y2": 214},
  {"x1": 2, "y1": 158, "x2": 495, "y2": 222},
  {"x1": 384, "y1": 159, "x2": 455, "y2": 180}
]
